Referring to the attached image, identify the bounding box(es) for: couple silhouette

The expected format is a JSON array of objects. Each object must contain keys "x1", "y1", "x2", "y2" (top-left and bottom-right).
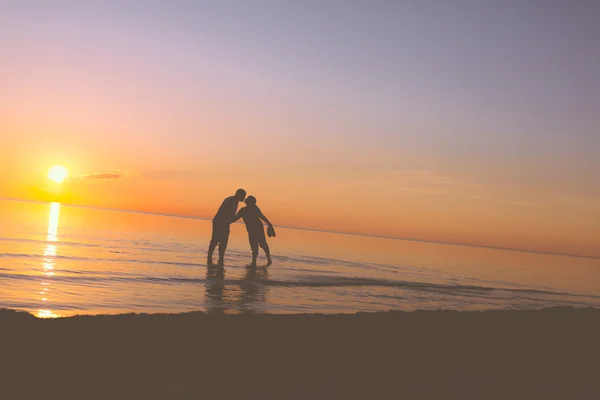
[{"x1": 207, "y1": 189, "x2": 275, "y2": 267}]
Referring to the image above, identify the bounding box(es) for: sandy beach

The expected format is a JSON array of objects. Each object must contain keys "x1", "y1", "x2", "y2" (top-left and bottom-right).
[{"x1": 1, "y1": 306, "x2": 599, "y2": 399}]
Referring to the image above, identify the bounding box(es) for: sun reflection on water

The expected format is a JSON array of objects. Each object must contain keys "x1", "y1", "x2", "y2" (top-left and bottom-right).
[
  {"x1": 37, "y1": 202, "x2": 61, "y2": 318},
  {"x1": 47, "y1": 202, "x2": 60, "y2": 241}
]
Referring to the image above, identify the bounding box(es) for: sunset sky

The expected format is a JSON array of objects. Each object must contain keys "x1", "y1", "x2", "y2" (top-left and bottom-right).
[{"x1": 1, "y1": 1, "x2": 599, "y2": 257}]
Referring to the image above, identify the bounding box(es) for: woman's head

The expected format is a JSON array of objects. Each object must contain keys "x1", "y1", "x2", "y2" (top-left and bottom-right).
[{"x1": 244, "y1": 196, "x2": 257, "y2": 206}]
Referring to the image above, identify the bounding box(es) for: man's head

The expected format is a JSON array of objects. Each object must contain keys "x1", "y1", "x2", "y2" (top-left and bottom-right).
[{"x1": 235, "y1": 189, "x2": 247, "y2": 202}]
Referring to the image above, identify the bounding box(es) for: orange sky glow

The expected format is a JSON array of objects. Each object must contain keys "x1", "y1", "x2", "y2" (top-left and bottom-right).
[{"x1": 1, "y1": 1, "x2": 599, "y2": 258}]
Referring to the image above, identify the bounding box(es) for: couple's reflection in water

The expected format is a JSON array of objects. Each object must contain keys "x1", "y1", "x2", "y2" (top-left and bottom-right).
[{"x1": 204, "y1": 264, "x2": 270, "y2": 314}]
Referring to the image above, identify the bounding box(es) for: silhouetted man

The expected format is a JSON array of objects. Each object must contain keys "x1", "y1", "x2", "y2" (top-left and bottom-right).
[{"x1": 207, "y1": 189, "x2": 246, "y2": 266}]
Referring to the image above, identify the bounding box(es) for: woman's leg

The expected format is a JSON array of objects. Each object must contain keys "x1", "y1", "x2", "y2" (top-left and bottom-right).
[
  {"x1": 259, "y1": 239, "x2": 272, "y2": 264},
  {"x1": 249, "y1": 238, "x2": 259, "y2": 266}
]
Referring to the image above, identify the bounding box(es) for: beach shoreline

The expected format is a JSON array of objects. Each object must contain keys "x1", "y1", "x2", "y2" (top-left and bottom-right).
[{"x1": 2, "y1": 306, "x2": 599, "y2": 399}]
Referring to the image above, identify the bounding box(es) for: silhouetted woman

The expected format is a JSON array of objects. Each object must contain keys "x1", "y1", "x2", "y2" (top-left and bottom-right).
[{"x1": 232, "y1": 196, "x2": 273, "y2": 266}]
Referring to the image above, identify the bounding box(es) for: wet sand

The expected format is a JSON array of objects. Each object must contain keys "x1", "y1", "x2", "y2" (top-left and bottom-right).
[{"x1": 1, "y1": 307, "x2": 599, "y2": 399}]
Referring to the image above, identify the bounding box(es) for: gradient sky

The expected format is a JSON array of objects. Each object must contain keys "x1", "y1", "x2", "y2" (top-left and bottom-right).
[{"x1": 1, "y1": 0, "x2": 599, "y2": 257}]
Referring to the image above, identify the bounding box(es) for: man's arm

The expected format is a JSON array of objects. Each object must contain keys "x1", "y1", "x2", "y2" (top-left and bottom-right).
[{"x1": 231, "y1": 208, "x2": 244, "y2": 224}]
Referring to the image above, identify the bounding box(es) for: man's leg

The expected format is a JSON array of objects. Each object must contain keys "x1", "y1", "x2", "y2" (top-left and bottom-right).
[
  {"x1": 207, "y1": 225, "x2": 219, "y2": 264},
  {"x1": 217, "y1": 227, "x2": 230, "y2": 266}
]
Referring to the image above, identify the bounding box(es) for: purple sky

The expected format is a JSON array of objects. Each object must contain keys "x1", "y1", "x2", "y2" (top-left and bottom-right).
[{"x1": 1, "y1": 0, "x2": 599, "y2": 255}]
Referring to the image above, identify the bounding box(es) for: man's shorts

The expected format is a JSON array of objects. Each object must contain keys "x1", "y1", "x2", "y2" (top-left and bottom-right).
[{"x1": 211, "y1": 222, "x2": 230, "y2": 244}]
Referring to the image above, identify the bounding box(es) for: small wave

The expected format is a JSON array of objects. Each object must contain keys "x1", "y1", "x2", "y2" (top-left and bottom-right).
[
  {"x1": 257, "y1": 277, "x2": 597, "y2": 299},
  {"x1": 0, "y1": 252, "x2": 207, "y2": 268},
  {"x1": 0, "y1": 248, "x2": 402, "y2": 273},
  {"x1": 0, "y1": 236, "x2": 198, "y2": 255},
  {"x1": 1, "y1": 270, "x2": 598, "y2": 301},
  {"x1": 0, "y1": 237, "x2": 102, "y2": 248}
]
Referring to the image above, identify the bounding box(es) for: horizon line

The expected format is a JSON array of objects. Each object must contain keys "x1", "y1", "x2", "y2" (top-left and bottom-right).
[{"x1": 1, "y1": 197, "x2": 599, "y2": 261}]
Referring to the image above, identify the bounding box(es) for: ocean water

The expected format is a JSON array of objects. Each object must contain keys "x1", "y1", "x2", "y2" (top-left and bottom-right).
[{"x1": 0, "y1": 199, "x2": 599, "y2": 317}]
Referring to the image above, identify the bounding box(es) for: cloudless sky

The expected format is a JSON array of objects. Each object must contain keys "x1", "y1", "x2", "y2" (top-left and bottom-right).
[{"x1": 1, "y1": 0, "x2": 599, "y2": 257}]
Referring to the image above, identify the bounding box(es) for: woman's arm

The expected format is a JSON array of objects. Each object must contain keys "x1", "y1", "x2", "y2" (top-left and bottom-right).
[{"x1": 257, "y1": 207, "x2": 272, "y2": 226}]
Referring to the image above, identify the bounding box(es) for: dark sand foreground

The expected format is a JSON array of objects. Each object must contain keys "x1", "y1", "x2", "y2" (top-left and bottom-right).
[{"x1": 2, "y1": 307, "x2": 599, "y2": 399}]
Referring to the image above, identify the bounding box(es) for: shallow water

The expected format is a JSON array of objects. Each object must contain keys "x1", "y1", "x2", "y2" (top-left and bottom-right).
[{"x1": 0, "y1": 199, "x2": 599, "y2": 317}]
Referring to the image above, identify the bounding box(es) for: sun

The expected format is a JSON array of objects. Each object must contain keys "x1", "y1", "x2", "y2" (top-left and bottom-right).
[{"x1": 48, "y1": 165, "x2": 69, "y2": 183}]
